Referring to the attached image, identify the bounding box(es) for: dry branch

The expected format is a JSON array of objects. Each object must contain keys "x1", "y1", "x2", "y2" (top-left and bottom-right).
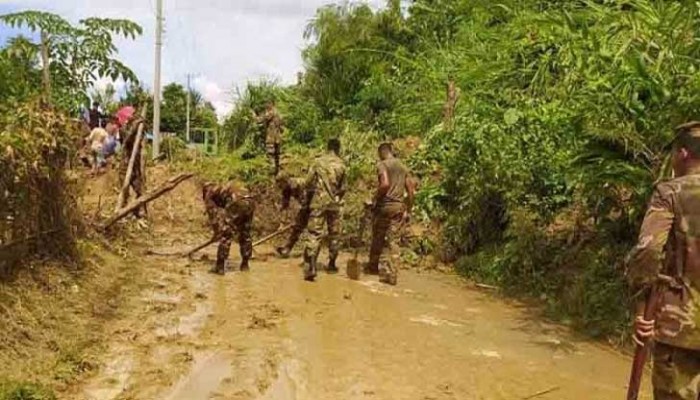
[
  {"x1": 147, "y1": 224, "x2": 294, "y2": 258},
  {"x1": 101, "y1": 173, "x2": 194, "y2": 231},
  {"x1": 115, "y1": 110, "x2": 146, "y2": 211}
]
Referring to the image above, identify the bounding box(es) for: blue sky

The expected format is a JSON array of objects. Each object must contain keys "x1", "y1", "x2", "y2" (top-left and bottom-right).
[{"x1": 0, "y1": 0, "x2": 384, "y2": 117}]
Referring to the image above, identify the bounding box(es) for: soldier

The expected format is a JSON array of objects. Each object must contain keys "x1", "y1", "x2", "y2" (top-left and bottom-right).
[
  {"x1": 275, "y1": 173, "x2": 312, "y2": 258},
  {"x1": 258, "y1": 101, "x2": 284, "y2": 176},
  {"x1": 627, "y1": 121, "x2": 700, "y2": 400},
  {"x1": 118, "y1": 117, "x2": 146, "y2": 217},
  {"x1": 367, "y1": 142, "x2": 416, "y2": 286},
  {"x1": 302, "y1": 138, "x2": 346, "y2": 281},
  {"x1": 202, "y1": 181, "x2": 255, "y2": 275}
]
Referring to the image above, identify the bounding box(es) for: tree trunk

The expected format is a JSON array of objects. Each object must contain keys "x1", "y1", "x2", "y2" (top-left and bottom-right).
[
  {"x1": 443, "y1": 79, "x2": 458, "y2": 132},
  {"x1": 40, "y1": 30, "x2": 52, "y2": 106},
  {"x1": 116, "y1": 109, "x2": 147, "y2": 211}
]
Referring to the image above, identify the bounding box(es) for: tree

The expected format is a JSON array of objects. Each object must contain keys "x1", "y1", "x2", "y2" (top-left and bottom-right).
[
  {"x1": 0, "y1": 11, "x2": 142, "y2": 111},
  {"x1": 160, "y1": 82, "x2": 218, "y2": 137},
  {"x1": 90, "y1": 83, "x2": 117, "y2": 114},
  {"x1": 0, "y1": 36, "x2": 41, "y2": 103}
]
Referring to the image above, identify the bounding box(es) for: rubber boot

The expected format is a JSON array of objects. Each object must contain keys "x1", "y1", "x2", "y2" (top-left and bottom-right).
[
  {"x1": 276, "y1": 246, "x2": 291, "y2": 259},
  {"x1": 304, "y1": 254, "x2": 317, "y2": 282},
  {"x1": 326, "y1": 258, "x2": 339, "y2": 274},
  {"x1": 363, "y1": 262, "x2": 379, "y2": 276},
  {"x1": 379, "y1": 264, "x2": 397, "y2": 286},
  {"x1": 211, "y1": 258, "x2": 226, "y2": 275}
]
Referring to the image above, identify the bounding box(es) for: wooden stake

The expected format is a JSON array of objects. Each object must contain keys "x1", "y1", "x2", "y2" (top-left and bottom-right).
[{"x1": 115, "y1": 109, "x2": 147, "y2": 212}]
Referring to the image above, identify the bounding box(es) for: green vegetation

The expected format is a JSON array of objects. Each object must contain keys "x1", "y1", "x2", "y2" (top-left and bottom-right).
[
  {"x1": 0, "y1": 381, "x2": 55, "y2": 400},
  {"x1": 161, "y1": 83, "x2": 218, "y2": 138},
  {"x1": 217, "y1": 0, "x2": 700, "y2": 341}
]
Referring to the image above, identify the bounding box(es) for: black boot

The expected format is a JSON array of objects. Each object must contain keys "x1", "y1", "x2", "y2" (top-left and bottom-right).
[
  {"x1": 210, "y1": 258, "x2": 226, "y2": 275},
  {"x1": 327, "y1": 258, "x2": 338, "y2": 274},
  {"x1": 240, "y1": 259, "x2": 250, "y2": 272},
  {"x1": 276, "y1": 246, "x2": 291, "y2": 258},
  {"x1": 304, "y1": 255, "x2": 317, "y2": 282}
]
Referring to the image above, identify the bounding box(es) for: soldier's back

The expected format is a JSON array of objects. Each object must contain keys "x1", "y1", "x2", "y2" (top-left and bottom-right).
[
  {"x1": 655, "y1": 174, "x2": 700, "y2": 350},
  {"x1": 379, "y1": 158, "x2": 409, "y2": 204}
]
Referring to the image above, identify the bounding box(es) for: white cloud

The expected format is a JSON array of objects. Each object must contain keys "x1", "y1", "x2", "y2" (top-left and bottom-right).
[
  {"x1": 194, "y1": 76, "x2": 232, "y2": 119},
  {"x1": 1, "y1": 0, "x2": 386, "y2": 117}
]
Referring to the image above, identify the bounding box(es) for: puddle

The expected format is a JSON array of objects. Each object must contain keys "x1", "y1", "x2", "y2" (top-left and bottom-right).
[
  {"x1": 410, "y1": 315, "x2": 464, "y2": 328},
  {"x1": 165, "y1": 352, "x2": 232, "y2": 400},
  {"x1": 258, "y1": 360, "x2": 302, "y2": 400},
  {"x1": 471, "y1": 349, "x2": 503, "y2": 359},
  {"x1": 156, "y1": 301, "x2": 211, "y2": 338}
]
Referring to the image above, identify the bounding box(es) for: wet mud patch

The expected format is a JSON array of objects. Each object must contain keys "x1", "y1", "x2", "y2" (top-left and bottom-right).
[{"x1": 247, "y1": 303, "x2": 285, "y2": 330}]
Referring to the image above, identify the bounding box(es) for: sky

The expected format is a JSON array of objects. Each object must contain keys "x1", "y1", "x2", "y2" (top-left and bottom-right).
[{"x1": 0, "y1": 0, "x2": 385, "y2": 118}]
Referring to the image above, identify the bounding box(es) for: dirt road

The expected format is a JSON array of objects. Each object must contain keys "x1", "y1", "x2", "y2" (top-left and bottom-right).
[{"x1": 67, "y1": 176, "x2": 651, "y2": 400}]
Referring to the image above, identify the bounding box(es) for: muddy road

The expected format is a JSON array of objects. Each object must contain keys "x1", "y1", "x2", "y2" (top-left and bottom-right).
[{"x1": 69, "y1": 176, "x2": 650, "y2": 400}]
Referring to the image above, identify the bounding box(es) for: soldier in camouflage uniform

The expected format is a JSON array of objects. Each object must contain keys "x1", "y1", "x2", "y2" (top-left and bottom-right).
[
  {"x1": 258, "y1": 101, "x2": 283, "y2": 176},
  {"x1": 302, "y1": 138, "x2": 346, "y2": 281},
  {"x1": 118, "y1": 117, "x2": 146, "y2": 217},
  {"x1": 275, "y1": 174, "x2": 312, "y2": 258},
  {"x1": 627, "y1": 122, "x2": 700, "y2": 400},
  {"x1": 202, "y1": 181, "x2": 255, "y2": 275},
  {"x1": 367, "y1": 142, "x2": 416, "y2": 286}
]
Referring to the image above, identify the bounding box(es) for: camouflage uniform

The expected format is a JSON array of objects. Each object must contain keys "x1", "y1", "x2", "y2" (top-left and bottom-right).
[
  {"x1": 118, "y1": 119, "x2": 145, "y2": 216},
  {"x1": 368, "y1": 157, "x2": 410, "y2": 285},
  {"x1": 276, "y1": 176, "x2": 312, "y2": 256},
  {"x1": 627, "y1": 166, "x2": 700, "y2": 399},
  {"x1": 203, "y1": 182, "x2": 255, "y2": 274},
  {"x1": 303, "y1": 152, "x2": 346, "y2": 281},
  {"x1": 260, "y1": 106, "x2": 283, "y2": 176}
]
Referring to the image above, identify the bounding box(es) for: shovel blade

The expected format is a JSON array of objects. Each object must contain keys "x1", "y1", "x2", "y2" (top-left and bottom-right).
[{"x1": 346, "y1": 258, "x2": 361, "y2": 280}]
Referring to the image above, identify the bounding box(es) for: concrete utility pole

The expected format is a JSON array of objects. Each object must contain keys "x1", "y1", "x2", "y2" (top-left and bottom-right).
[
  {"x1": 152, "y1": 0, "x2": 163, "y2": 159},
  {"x1": 186, "y1": 73, "x2": 191, "y2": 143}
]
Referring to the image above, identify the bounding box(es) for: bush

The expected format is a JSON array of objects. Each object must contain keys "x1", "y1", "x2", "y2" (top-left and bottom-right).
[
  {"x1": 0, "y1": 101, "x2": 82, "y2": 279},
  {"x1": 160, "y1": 136, "x2": 187, "y2": 161},
  {"x1": 0, "y1": 381, "x2": 55, "y2": 400}
]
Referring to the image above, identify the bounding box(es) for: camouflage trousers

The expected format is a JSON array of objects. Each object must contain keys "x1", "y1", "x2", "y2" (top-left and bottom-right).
[
  {"x1": 266, "y1": 143, "x2": 281, "y2": 176},
  {"x1": 283, "y1": 206, "x2": 312, "y2": 252},
  {"x1": 368, "y1": 202, "x2": 405, "y2": 285},
  {"x1": 653, "y1": 342, "x2": 700, "y2": 400},
  {"x1": 303, "y1": 207, "x2": 339, "y2": 280},
  {"x1": 214, "y1": 206, "x2": 254, "y2": 272}
]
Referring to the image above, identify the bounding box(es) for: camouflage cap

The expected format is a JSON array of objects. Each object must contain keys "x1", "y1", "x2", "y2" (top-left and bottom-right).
[{"x1": 670, "y1": 121, "x2": 700, "y2": 155}]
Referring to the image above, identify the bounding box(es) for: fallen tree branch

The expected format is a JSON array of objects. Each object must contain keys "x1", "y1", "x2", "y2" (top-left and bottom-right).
[
  {"x1": 147, "y1": 224, "x2": 294, "y2": 258},
  {"x1": 253, "y1": 224, "x2": 293, "y2": 247},
  {"x1": 101, "y1": 173, "x2": 194, "y2": 231}
]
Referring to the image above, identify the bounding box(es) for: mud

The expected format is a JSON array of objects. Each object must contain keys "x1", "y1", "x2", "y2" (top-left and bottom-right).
[{"x1": 64, "y1": 170, "x2": 651, "y2": 400}]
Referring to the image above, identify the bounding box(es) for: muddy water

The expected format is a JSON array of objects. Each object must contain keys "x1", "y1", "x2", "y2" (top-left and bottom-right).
[
  {"x1": 71, "y1": 175, "x2": 650, "y2": 399},
  {"x1": 70, "y1": 244, "x2": 651, "y2": 400}
]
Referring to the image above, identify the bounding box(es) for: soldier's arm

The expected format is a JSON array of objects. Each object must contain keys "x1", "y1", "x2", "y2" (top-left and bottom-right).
[
  {"x1": 202, "y1": 190, "x2": 219, "y2": 225},
  {"x1": 374, "y1": 164, "x2": 390, "y2": 205},
  {"x1": 405, "y1": 174, "x2": 417, "y2": 215},
  {"x1": 337, "y1": 167, "x2": 347, "y2": 201},
  {"x1": 280, "y1": 187, "x2": 292, "y2": 210},
  {"x1": 626, "y1": 183, "x2": 674, "y2": 314}
]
